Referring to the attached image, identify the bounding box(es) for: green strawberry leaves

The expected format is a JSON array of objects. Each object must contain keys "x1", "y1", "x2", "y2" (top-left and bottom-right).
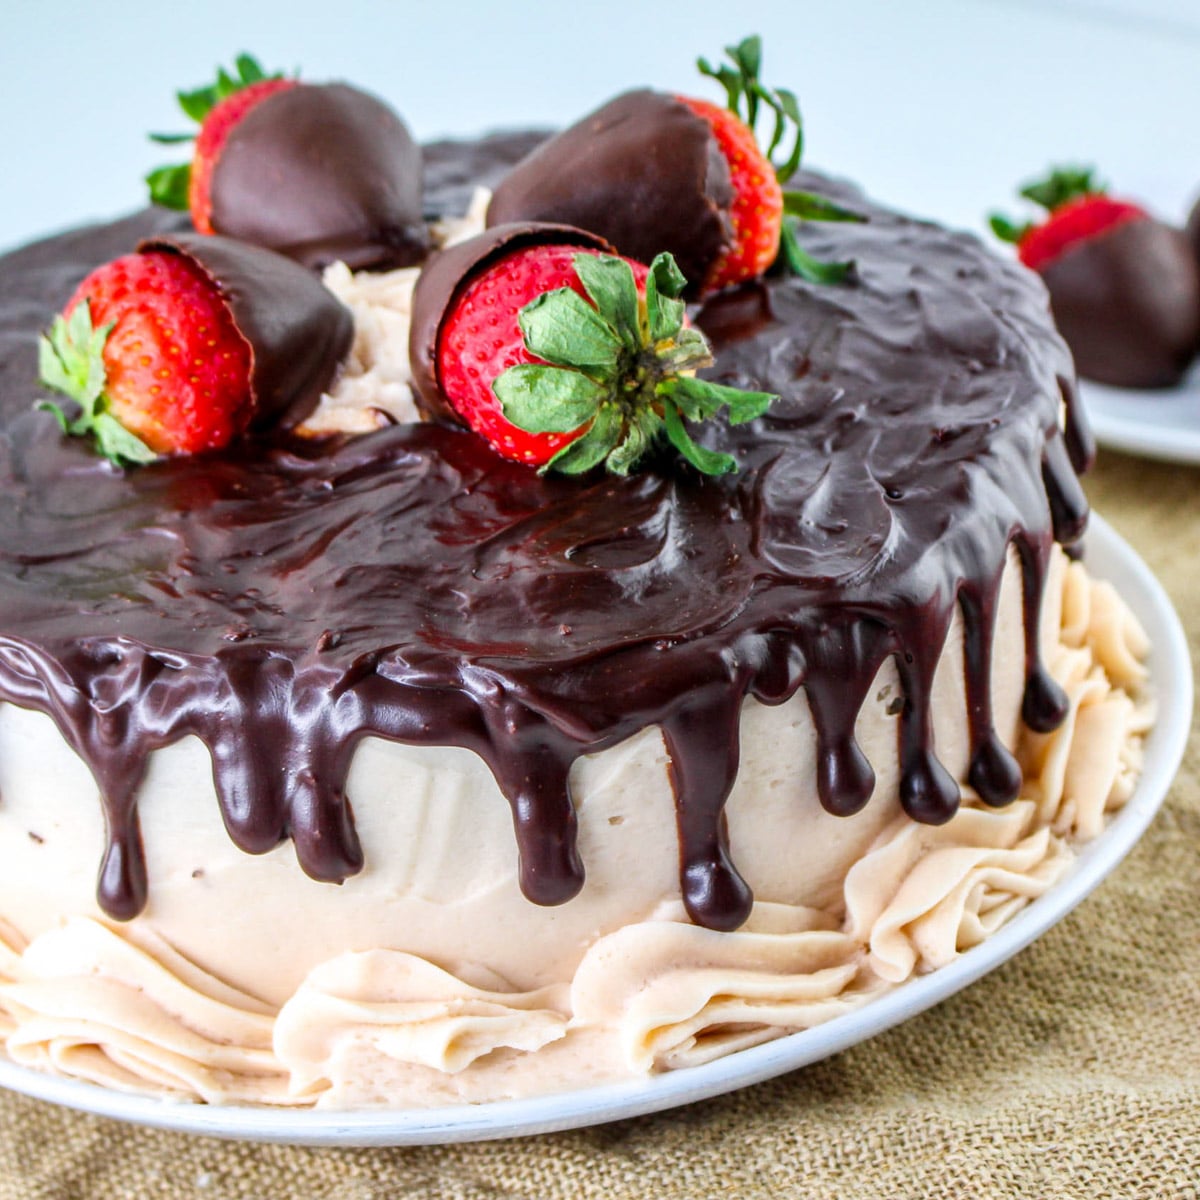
[
  {"x1": 36, "y1": 302, "x2": 156, "y2": 467},
  {"x1": 1019, "y1": 166, "x2": 1105, "y2": 213},
  {"x1": 989, "y1": 164, "x2": 1105, "y2": 245},
  {"x1": 778, "y1": 224, "x2": 856, "y2": 285},
  {"x1": 175, "y1": 53, "x2": 275, "y2": 125},
  {"x1": 518, "y1": 289, "x2": 625, "y2": 372},
  {"x1": 494, "y1": 366, "x2": 606, "y2": 433},
  {"x1": 988, "y1": 214, "x2": 1032, "y2": 246},
  {"x1": 778, "y1": 190, "x2": 864, "y2": 283},
  {"x1": 494, "y1": 251, "x2": 776, "y2": 478},
  {"x1": 698, "y1": 35, "x2": 803, "y2": 183},
  {"x1": 699, "y1": 35, "x2": 865, "y2": 287},
  {"x1": 645, "y1": 254, "x2": 688, "y2": 343},
  {"x1": 145, "y1": 164, "x2": 192, "y2": 211},
  {"x1": 146, "y1": 54, "x2": 284, "y2": 211}
]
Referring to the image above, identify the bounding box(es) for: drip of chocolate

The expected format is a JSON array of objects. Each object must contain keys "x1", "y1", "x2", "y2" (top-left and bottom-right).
[
  {"x1": 0, "y1": 140, "x2": 1087, "y2": 929},
  {"x1": 138, "y1": 233, "x2": 355, "y2": 429},
  {"x1": 210, "y1": 83, "x2": 429, "y2": 272},
  {"x1": 1039, "y1": 217, "x2": 1200, "y2": 388},
  {"x1": 486, "y1": 91, "x2": 734, "y2": 296}
]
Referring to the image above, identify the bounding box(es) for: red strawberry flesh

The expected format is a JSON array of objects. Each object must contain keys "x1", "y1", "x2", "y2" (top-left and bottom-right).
[
  {"x1": 1019, "y1": 195, "x2": 1146, "y2": 271},
  {"x1": 438, "y1": 244, "x2": 650, "y2": 466},
  {"x1": 68, "y1": 251, "x2": 253, "y2": 454},
  {"x1": 190, "y1": 77, "x2": 298, "y2": 235},
  {"x1": 675, "y1": 95, "x2": 783, "y2": 292}
]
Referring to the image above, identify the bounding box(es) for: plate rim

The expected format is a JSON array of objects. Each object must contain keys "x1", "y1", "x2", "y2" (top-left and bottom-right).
[
  {"x1": 1081, "y1": 376, "x2": 1200, "y2": 464},
  {"x1": 0, "y1": 512, "x2": 1190, "y2": 1146}
]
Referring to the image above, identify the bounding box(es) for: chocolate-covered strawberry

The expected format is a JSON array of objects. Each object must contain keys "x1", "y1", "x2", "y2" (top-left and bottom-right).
[
  {"x1": 991, "y1": 167, "x2": 1200, "y2": 388},
  {"x1": 410, "y1": 223, "x2": 776, "y2": 475},
  {"x1": 38, "y1": 235, "x2": 353, "y2": 464},
  {"x1": 147, "y1": 54, "x2": 428, "y2": 271},
  {"x1": 487, "y1": 36, "x2": 861, "y2": 298},
  {"x1": 1186, "y1": 195, "x2": 1200, "y2": 267}
]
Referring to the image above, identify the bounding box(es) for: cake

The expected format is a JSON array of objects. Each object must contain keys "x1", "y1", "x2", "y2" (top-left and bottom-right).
[{"x1": 0, "y1": 126, "x2": 1151, "y2": 1108}]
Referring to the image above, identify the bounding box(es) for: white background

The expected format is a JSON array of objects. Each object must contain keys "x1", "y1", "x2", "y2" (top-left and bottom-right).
[{"x1": 1, "y1": 0, "x2": 1198, "y2": 252}]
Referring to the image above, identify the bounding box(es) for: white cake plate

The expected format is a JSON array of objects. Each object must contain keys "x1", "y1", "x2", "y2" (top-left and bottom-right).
[
  {"x1": 1082, "y1": 365, "x2": 1200, "y2": 464},
  {"x1": 0, "y1": 513, "x2": 1189, "y2": 1146}
]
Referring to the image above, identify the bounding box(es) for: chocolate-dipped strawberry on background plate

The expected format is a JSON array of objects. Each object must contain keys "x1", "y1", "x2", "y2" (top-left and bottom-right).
[
  {"x1": 486, "y1": 36, "x2": 863, "y2": 298},
  {"x1": 147, "y1": 54, "x2": 428, "y2": 272},
  {"x1": 410, "y1": 223, "x2": 775, "y2": 475},
  {"x1": 1186, "y1": 195, "x2": 1200, "y2": 268},
  {"x1": 38, "y1": 235, "x2": 353, "y2": 465},
  {"x1": 991, "y1": 166, "x2": 1200, "y2": 388}
]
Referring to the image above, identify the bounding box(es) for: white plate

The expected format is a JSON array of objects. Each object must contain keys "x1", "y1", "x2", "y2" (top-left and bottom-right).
[
  {"x1": 1082, "y1": 365, "x2": 1200, "y2": 463},
  {"x1": 0, "y1": 514, "x2": 1189, "y2": 1146}
]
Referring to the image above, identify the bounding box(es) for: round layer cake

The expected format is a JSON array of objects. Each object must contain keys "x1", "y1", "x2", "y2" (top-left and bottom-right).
[{"x1": 0, "y1": 136, "x2": 1149, "y2": 1107}]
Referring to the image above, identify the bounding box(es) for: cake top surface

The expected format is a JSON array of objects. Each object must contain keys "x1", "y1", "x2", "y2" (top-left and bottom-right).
[{"x1": 0, "y1": 133, "x2": 1092, "y2": 930}]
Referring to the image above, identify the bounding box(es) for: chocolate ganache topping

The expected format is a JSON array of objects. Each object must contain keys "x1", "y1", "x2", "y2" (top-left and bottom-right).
[{"x1": 0, "y1": 136, "x2": 1093, "y2": 929}]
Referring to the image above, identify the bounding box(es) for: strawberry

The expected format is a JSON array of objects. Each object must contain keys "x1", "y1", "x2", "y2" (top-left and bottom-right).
[
  {"x1": 487, "y1": 36, "x2": 862, "y2": 299},
  {"x1": 990, "y1": 167, "x2": 1145, "y2": 270},
  {"x1": 147, "y1": 55, "x2": 427, "y2": 271},
  {"x1": 673, "y1": 95, "x2": 783, "y2": 292},
  {"x1": 187, "y1": 76, "x2": 298, "y2": 236},
  {"x1": 38, "y1": 251, "x2": 253, "y2": 463},
  {"x1": 411, "y1": 225, "x2": 776, "y2": 475},
  {"x1": 691, "y1": 36, "x2": 863, "y2": 288},
  {"x1": 992, "y1": 167, "x2": 1200, "y2": 388},
  {"x1": 146, "y1": 55, "x2": 292, "y2": 224},
  {"x1": 37, "y1": 235, "x2": 355, "y2": 464}
]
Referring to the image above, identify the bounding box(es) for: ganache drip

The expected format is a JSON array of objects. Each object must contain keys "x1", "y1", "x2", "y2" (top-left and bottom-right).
[{"x1": 0, "y1": 139, "x2": 1089, "y2": 929}]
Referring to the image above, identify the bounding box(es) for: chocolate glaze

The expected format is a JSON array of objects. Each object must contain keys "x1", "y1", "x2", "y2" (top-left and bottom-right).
[
  {"x1": 0, "y1": 138, "x2": 1087, "y2": 929},
  {"x1": 138, "y1": 233, "x2": 354, "y2": 429},
  {"x1": 487, "y1": 91, "x2": 735, "y2": 296},
  {"x1": 1039, "y1": 217, "x2": 1200, "y2": 388},
  {"x1": 409, "y1": 222, "x2": 616, "y2": 423},
  {"x1": 211, "y1": 83, "x2": 429, "y2": 272}
]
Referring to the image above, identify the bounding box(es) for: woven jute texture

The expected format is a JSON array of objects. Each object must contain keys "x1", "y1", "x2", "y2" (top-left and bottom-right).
[{"x1": 0, "y1": 449, "x2": 1196, "y2": 1199}]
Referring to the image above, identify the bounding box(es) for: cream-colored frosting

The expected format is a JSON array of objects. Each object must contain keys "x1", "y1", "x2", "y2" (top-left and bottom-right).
[
  {"x1": 0, "y1": 545, "x2": 1150, "y2": 1107},
  {"x1": 298, "y1": 188, "x2": 491, "y2": 436}
]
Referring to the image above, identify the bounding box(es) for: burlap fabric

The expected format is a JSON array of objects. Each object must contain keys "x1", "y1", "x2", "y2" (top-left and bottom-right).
[{"x1": 0, "y1": 449, "x2": 1195, "y2": 1199}]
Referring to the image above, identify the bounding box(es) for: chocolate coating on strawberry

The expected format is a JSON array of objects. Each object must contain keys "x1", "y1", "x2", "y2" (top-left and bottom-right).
[
  {"x1": 139, "y1": 233, "x2": 354, "y2": 427},
  {"x1": 209, "y1": 83, "x2": 428, "y2": 271},
  {"x1": 1039, "y1": 219, "x2": 1200, "y2": 388},
  {"x1": 1186, "y1": 195, "x2": 1200, "y2": 265},
  {"x1": 487, "y1": 91, "x2": 733, "y2": 297},
  {"x1": 410, "y1": 222, "x2": 615, "y2": 423}
]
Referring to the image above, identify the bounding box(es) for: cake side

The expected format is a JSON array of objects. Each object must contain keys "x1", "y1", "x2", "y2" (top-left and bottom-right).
[{"x1": 0, "y1": 547, "x2": 1149, "y2": 1105}]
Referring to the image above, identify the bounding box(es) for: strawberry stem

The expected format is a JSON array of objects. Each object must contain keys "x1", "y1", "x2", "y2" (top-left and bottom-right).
[
  {"x1": 1020, "y1": 165, "x2": 1106, "y2": 212},
  {"x1": 493, "y1": 251, "x2": 776, "y2": 477}
]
